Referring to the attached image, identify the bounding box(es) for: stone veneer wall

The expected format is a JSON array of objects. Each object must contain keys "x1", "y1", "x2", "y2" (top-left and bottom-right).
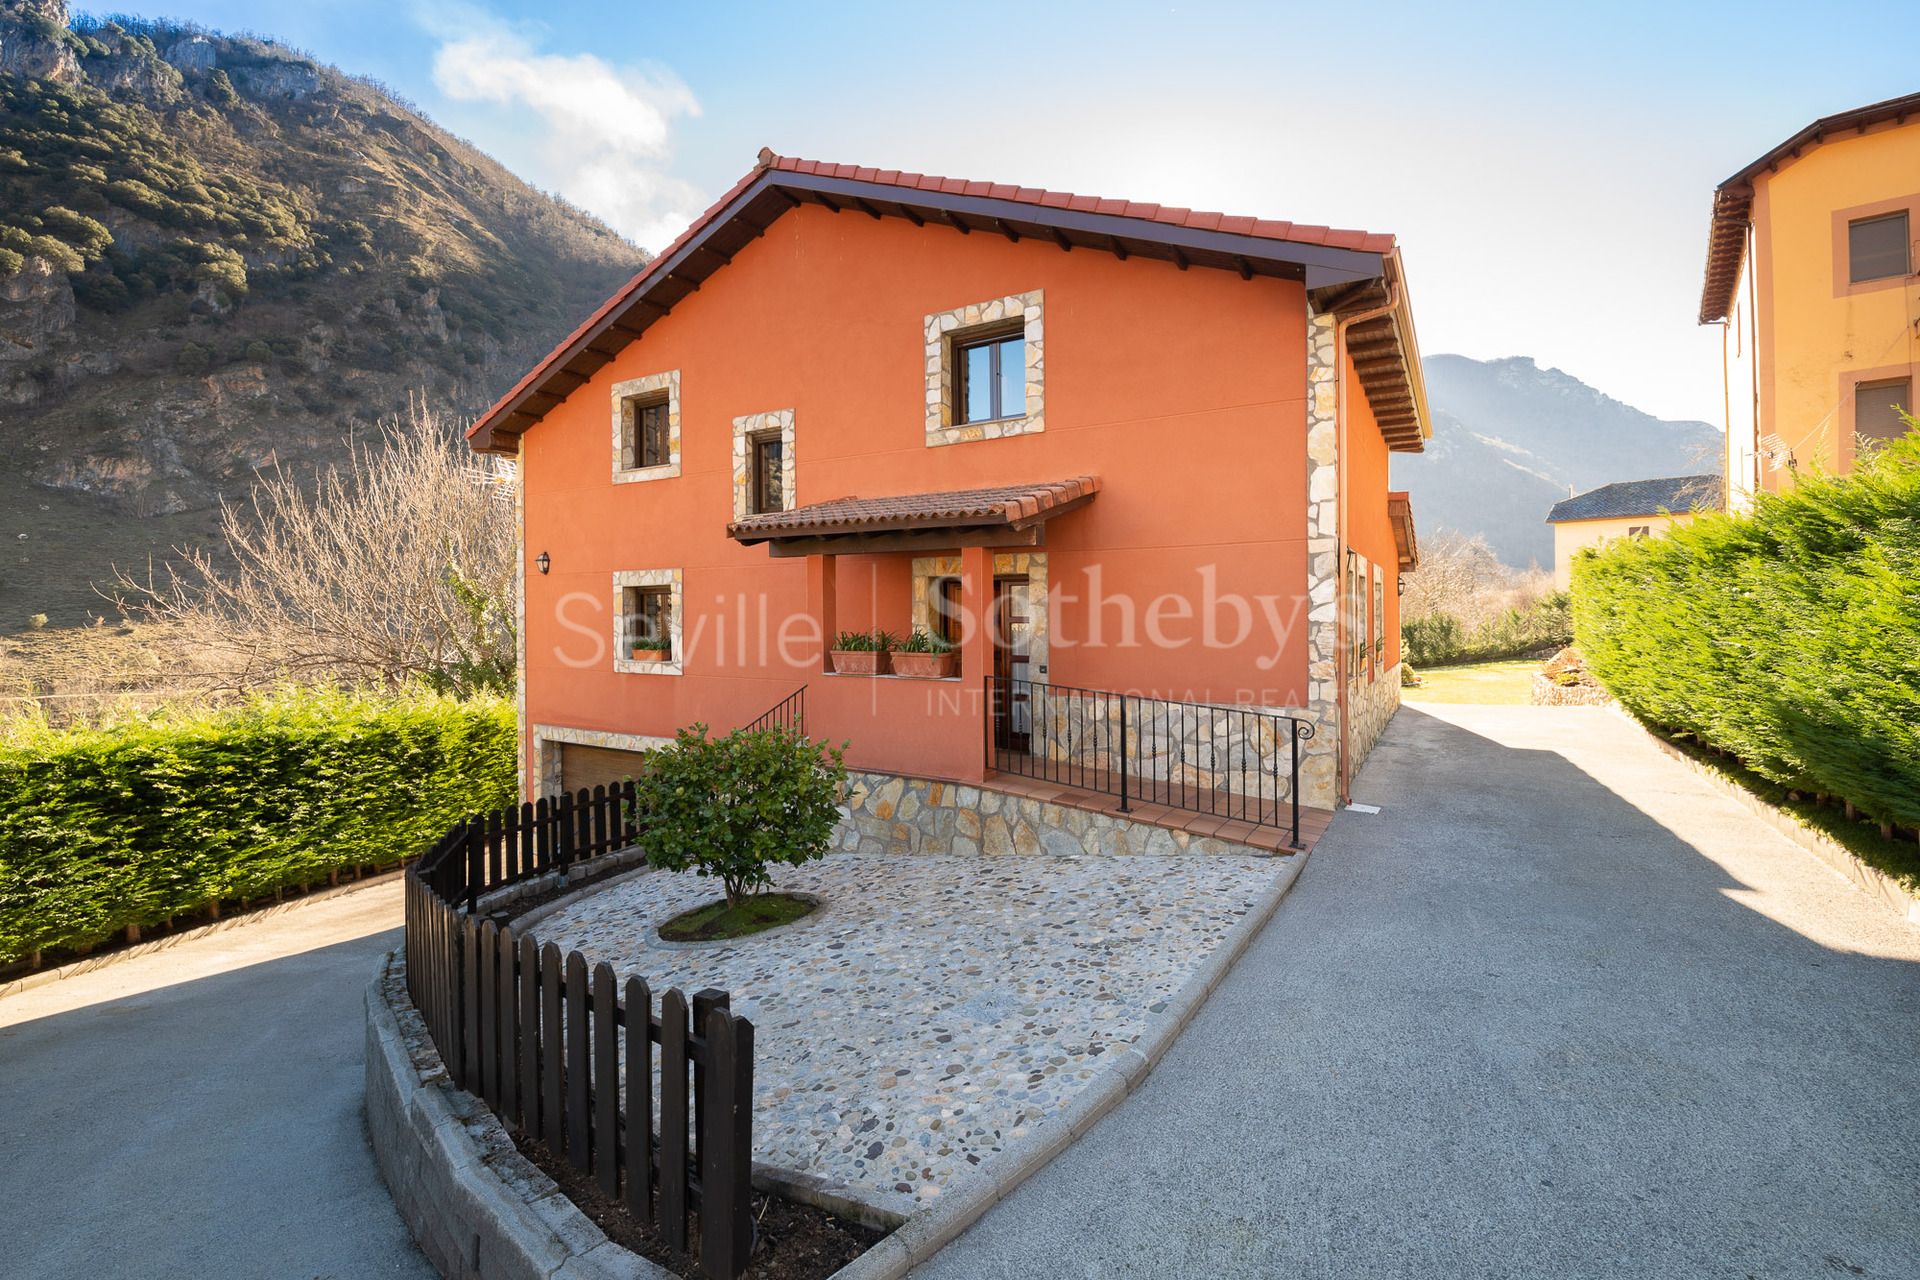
[
  {"x1": 1301, "y1": 308, "x2": 1341, "y2": 808},
  {"x1": 836, "y1": 771, "x2": 1287, "y2": 859},
  {"x1": 1348, "y1": 663, "x2": 1401, "y2": 776}
]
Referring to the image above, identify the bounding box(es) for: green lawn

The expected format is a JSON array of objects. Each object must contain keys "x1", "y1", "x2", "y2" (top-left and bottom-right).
[{"x1": 1402, "y1": 658, "x2": 1539, "y2": 705}]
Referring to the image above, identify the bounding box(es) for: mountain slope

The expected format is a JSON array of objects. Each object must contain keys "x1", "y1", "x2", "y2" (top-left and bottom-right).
[
  {"x1": 1394, "y1": 355, "x2": 1721, "y2": 567},
  {"x1": 0, "y1": 1, "x2": 646, "y2": 627}
]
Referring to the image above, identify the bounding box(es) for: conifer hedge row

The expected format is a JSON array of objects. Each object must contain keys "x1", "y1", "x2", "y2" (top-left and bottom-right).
[
  {"x1": 0, "y1": 690, "x2": 516, "y2": 964},
  {"x1": 1572, "y1": 432, "x2": 1920, "y2": 834}
]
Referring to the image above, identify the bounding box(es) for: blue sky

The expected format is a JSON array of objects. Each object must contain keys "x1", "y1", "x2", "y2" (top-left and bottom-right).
[{"x1": 108, "y1": 1, "x2": 1920, "y2": 424}]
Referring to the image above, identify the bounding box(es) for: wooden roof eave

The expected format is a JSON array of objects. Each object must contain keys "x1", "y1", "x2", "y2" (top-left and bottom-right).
[{"x1": 469, "y1": 171, "x2": 1395, "y2": 453}]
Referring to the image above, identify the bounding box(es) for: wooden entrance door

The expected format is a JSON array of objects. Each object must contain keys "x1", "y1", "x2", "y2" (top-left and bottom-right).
[{"x1": 991, "y1": 576, "x2": 1030, "y2": 752}]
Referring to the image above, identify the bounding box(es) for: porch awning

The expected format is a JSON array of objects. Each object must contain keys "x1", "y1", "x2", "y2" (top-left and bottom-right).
[
  {"x1": 728, "y1": 477, "x2": 1099, "y2": 557},
  {"x1": 1388, "y1": 490, "x2": 1419, "y2": 571}
]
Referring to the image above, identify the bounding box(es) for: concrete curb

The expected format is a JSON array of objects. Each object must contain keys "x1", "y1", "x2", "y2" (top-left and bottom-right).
[
  {"x1": 824, "y1": 849, "x2": 1314, "y2": 1280},
  {"x1": 1619, "y1": 709, "x2": 1920, "y2": 927},
  {"x1": 1, "y1": 869, "x2": 405, "y2": 1001},
  {"x1": 364, "y1": 951, "x2": 673, "y2": 1280}
]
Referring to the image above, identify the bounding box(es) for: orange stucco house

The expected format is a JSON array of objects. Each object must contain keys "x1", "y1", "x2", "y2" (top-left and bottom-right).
[{"x1": 468, "y1": 151, "x2": 1429, "y2": 833}]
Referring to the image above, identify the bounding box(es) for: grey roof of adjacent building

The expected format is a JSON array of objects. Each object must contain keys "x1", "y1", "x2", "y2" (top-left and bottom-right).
[{"x1": 1546, "y1": 474, "x2": 1724, "y2": 524}]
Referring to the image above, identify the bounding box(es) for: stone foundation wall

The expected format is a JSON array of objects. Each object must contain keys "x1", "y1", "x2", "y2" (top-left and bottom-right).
[
  {"x1": 836, "y1": 771, "x2": 1287, "y2": 858},
  {"x1": 1348, "y1": 662, "x2": 1401, "y2": 775}
]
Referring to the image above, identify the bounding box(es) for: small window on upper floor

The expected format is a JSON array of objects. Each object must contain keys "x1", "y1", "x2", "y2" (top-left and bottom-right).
[
  {"x1": 1848, "y1": 212, "x2": 1909, "y2": 284},
  {"x1": 748, "y1": 431, "x2": 785, "y2": 515},
  {"x1": 1855, "y1": 377, "x2": 1913, "y2": 451},
  {"x1": 621, "y1": 393, "x2": 672, "y2": 470},
  {"x1": 624, "y1": 585, "x2": 672, "y2": 657},
  {"x1": 1627, "y1": 525, "x2": 1651, "y2": 539},
  {"x1": 956, "y1": 324, "x2": 1026, "y2": 425}
]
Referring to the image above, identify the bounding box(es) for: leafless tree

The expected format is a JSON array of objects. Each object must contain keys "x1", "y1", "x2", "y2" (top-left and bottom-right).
[
  {"x1": 118, "y1": 400, "x2": 516, "y2": 695},
  {"x1": 1401, "y1": 531, "x2": 1557, "y2": 629}
]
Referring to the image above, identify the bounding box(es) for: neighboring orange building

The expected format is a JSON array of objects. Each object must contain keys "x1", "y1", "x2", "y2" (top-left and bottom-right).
[
  {"x1": 1701, "y1": 91, "x2": 1920, "y2": 509},
  {"x1": 469, "y1": 151, "x2": 1430, "y2": 818}
]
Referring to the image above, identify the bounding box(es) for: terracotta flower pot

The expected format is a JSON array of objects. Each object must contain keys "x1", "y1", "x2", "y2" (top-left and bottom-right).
[
  {"x1": 630, "y1": 646, "x2": 671, "y2": 663},
  {"x1": 890, "y1": 651, "x2": 957, "y2": 679},
  {"x1": 829, "y1": 649, "x2": 888, "y2": 675}
]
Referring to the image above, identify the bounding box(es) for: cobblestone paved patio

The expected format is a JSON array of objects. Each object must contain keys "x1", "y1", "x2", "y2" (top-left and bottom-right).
[{"x1": 530, "y1": 851, "x2": 1291, "y2": 1216}]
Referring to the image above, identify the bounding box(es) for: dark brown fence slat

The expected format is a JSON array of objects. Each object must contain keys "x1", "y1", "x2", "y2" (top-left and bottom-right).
[
  {"x1": 460, "y1": 916, "x2": 480, "y2": 1090},
  {"x1": 565, "y1": 951, "x2": 590, "y2": 1171},
  {"x1": 692, "y1": 989, "x2": 727, "y2": 1161},
  {"x1": 498, "y1": 923, "x2": 518, "y2": 1124},
  {"x1": 624, "y1": 976, "x2": 653, "y2": 1221},
  {"x1": 592, "y1": 962, "x2": 620, "y2": 1197},
  {"x1": 518, "y1": 933, "x2": 540, "y2": 1138},
  {"x1": 520, "y1": 801, "x2": 536, "y2": 878},
  {"x1": 591, "y1": 784, "x2": 609, "y2": 857},
  {"x1": 502, "y1": 805, "x2": 520, "y2": 882},
  {"x1": 534, "y1": 796, "x2": 551, "y2": 872},
  {"x1": 479, "y1": 920, "x2": 500, "y2": 1107},
  {"x1": 659, "y1": 988, "x2": 690, "y2": 1254},
  {"x1": 541, "y1": 943, "x2": 564, "y2": 1145},
  {"x1": 700, "y1": 1008, "x2": 753, "y2": 1280},
  {"x1": 486, "y1": 809, "x2": 504, "y2": 889},
  {"x1": 465, "y1": 819, "x2": 484, "y2": 910}
]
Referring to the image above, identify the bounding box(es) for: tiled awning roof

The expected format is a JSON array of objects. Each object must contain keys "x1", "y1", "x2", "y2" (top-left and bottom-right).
[
  {"x1": 1387, "y1": 491, "x2": 1419, "y2": 571},
  {"x1": 729, "y1": 478, "x2": 1098, "y2": 552}
]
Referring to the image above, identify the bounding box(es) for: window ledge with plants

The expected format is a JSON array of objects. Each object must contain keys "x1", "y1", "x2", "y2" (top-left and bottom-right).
[{"x1": 827, "y1": 630, "x2": 960, "y2": 679}]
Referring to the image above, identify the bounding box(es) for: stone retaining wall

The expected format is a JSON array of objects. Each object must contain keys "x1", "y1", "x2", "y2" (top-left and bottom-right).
[
  {"x1": 1530, "y1": 673, "x2": 1614, "y2": 707},
  {"x1": 836, "y1": 772, "x2": 1285, "y2": 858}
]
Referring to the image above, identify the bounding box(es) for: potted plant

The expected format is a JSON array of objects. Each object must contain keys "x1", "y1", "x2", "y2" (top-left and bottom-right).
[
  {"x1": 829, "y1": 629, "x2": 893, "y2": 675},
  {"x1": 890, "y1": 629, "x2": 957, "y2": 679},
  {"x1": 631, "y1": 641, "x2": 672, "y2": 663}
]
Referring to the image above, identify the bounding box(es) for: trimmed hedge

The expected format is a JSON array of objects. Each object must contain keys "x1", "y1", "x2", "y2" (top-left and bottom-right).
[
  {"x1": 1402, "y1": 592, "x2": 1571, "y2": 667},
  {"x1": 1573, "y1": 433, "x2": 1920, "y2": 835},
  {"x1": 0, "y1": 689, "x2": 516, "y2": 963}
]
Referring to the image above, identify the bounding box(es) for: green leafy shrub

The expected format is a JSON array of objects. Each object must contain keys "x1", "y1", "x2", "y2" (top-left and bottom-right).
[
  {"x1": 1574, "y1": 430, "x2": 1920, "y2": 837},
  {"x1": 0, "y1": 689, "x2": 515, "y2": 963},
  {"x1": 636, "y1": 723, "x2": 847, "y2": 906},
  {"x1": 831, "y1": 629, "x2": 894, "y2": 652},
  {"x1": 893, "y1": 629, "x2": 953, "y2": 654},
  {"x1": 1402, "y1": 591, "x2": 1571, "y2": 666}
]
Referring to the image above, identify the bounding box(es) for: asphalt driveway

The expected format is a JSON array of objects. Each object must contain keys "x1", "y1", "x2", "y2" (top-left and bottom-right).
[
  {"x1": 919, "y1": 704, "x2": 1920, "y2": 1279},
  {"x1": 0, "y1": 881, "x2": 433, "y2": 1280}
]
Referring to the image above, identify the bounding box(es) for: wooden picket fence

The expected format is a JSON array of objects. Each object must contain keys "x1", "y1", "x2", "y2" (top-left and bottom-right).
[{"x1": 405, "y1": 792, "x2": 756, "y2": 1279}]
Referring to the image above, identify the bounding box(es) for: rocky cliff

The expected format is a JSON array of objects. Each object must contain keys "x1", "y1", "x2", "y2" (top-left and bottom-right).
[{"x1": 0, "y1": 2, "x2": 645, "y2": 627}]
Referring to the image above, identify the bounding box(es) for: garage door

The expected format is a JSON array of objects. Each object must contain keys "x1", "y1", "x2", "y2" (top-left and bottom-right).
[{"x1": 559, "y1": 744, "x2": 651, "y2": 795}]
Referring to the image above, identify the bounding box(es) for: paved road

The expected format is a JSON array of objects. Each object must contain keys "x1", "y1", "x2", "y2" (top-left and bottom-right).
[
  {"x1": 920, "y1": 704, "x2": 1920, "y2": 1279},
  {"x1": 0, "y1": 881, "x2": 433, "y2": 1280}
]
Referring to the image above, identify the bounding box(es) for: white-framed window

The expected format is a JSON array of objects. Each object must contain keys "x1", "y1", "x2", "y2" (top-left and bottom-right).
[
  {"x1": 611, "y1": 370, "x2": 681, "y2": 483},
  {"x1": 613, "y1": 568, "x2": 682, "y2": 674},
  {"x1": 923, "y1": 290, "x2": 1044, "y2": 447}
]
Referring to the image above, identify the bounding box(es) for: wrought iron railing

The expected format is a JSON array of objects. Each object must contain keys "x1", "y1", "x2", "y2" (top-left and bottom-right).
[
  {"x1": 745, "y1": 685, "x2": 806, "y2": 734},
  {"x1": 984, "y1": 676, "x2": 1314, "y2": 848}
]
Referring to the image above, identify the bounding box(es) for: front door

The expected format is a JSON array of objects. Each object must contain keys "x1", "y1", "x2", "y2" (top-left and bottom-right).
[{"x1": 991, "y1": 576, "x2": 1030, "y2": 752}]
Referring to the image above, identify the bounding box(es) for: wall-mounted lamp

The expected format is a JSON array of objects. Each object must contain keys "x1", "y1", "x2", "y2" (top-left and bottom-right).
[{"x1": 535, "y1": 551, "x2": 551, "y2": 575}]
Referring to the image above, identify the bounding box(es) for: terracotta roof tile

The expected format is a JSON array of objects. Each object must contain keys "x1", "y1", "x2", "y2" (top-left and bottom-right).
[{"x1": 728, "y1": 478, "x2": 1100, "y2": 543}]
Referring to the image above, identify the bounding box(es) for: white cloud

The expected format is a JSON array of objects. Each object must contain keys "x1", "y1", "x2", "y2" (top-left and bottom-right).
[{"x1": 421, "y1": 9, "x2": 703, "y2": 249}]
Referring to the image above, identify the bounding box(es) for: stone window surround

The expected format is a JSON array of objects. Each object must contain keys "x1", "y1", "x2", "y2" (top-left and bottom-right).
[
  {"x1": 924, "y1": 290, "x2": 1045, "y2": 447},
  {"x1": 910, "y1": 552, "x2": 1048, "y2": 677},
  {"x1": 613, "y1": 568, "x2": 683, "y2": 675},
  {"x1": 611, "y1": 370, "x2": 681, "y2": 484},
  {"x1": 731, "y1": 408, "x2": 796, "y2": 520},
  {"x1": 531, "y1": 723, "x2": 674, "y2": 800}
]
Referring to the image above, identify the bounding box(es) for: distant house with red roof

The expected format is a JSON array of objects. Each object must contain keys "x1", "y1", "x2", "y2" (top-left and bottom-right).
[{"x1": 468, "y1": 149, "x2": 1431, "y2": 828}]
